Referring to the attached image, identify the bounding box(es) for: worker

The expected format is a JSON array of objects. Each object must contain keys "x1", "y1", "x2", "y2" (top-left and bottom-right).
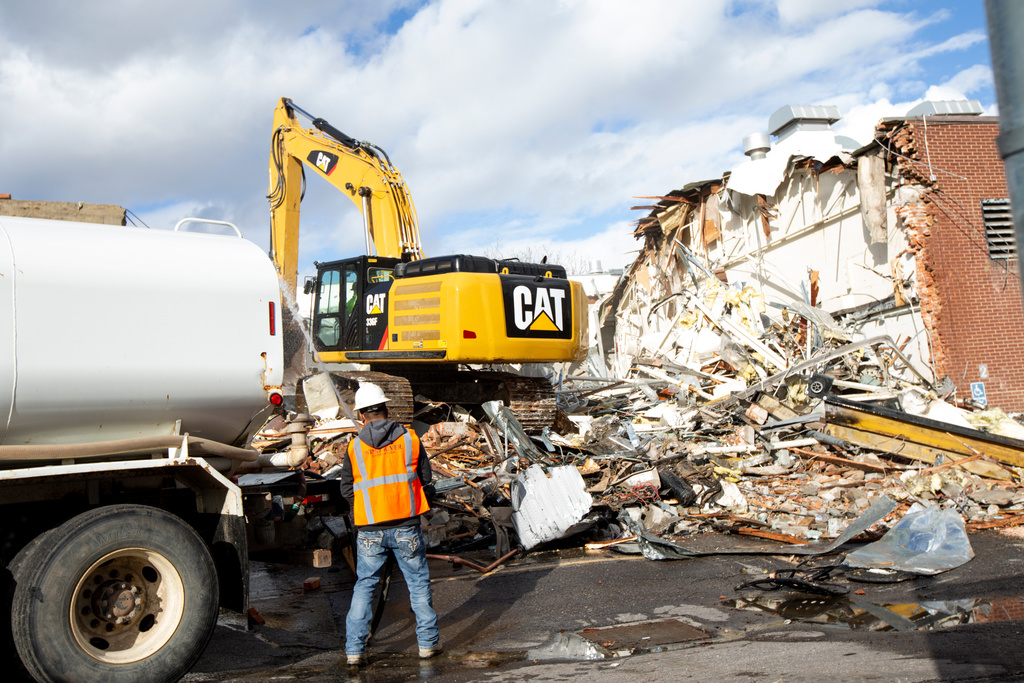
[{"x1": 340, "y1": 382, "x2": 440, "y2": 666}]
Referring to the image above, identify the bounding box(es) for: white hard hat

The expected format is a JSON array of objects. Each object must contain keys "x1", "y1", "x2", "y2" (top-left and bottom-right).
[{"x1": 353, "y1": 382, "x2": 390, "y2": 412}]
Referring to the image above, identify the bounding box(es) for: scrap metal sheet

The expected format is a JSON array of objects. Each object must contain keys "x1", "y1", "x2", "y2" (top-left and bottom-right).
[{"x1": 619, "y1": 495, "x2": 898, "y2": 560}]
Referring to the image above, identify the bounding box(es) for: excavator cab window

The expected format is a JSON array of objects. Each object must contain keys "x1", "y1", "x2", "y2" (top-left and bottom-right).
[
  {"x1": 314, "y1": 264, "x2": 359, "y2": 350},
  {"x1": 367, "y1": 267, "x2": 394, "y2": 284}
]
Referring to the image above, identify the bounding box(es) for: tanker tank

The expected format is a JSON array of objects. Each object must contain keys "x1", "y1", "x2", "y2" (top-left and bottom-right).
[{"x1": 0, "y1": 215, "x2": 284, "y2": 447}]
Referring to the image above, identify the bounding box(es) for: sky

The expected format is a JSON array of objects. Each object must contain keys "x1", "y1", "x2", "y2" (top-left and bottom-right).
[{"x1": 0, "y1": 0, "x2": 997, "y2": 285}]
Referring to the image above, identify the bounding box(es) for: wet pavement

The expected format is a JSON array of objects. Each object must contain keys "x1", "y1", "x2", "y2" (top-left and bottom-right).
[{"x1": 183, "y1": 530, "x2": 1024, "y2": 682}]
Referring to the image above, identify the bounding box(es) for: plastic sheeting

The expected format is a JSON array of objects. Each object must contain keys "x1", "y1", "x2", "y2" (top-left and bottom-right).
[{"x1": 845, "y1": 503, "x2": 974, "y2": 575}]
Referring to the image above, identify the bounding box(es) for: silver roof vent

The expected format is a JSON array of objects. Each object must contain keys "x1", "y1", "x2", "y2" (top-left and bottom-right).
[
  {"x1": 743, "y1": 132, "x2": 771, "y2": 160},
  {"x1": 905, "y1": 99, "x2": 984, "y2": 117},
  {"x1": 768, "y1": 104, "x2": 842, "y2": 141}
]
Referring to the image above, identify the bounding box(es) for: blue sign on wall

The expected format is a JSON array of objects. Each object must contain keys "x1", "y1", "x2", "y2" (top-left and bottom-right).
[{"x1": 970, "y1": 381, "x2": 987, "y2": 407}]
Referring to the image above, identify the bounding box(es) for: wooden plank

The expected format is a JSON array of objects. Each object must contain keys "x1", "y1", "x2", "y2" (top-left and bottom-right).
[
  {"x1": 788, "y1": 446, "x2": 889, "y2": 473},
  {"x1": 755, "y1": 394, "x2": 800, "y2": 420},
  {"x1": 0, "y1": 199, "x2": 125, "y2": 225},
  {"x1": 734, "y1": 527, "x2": 807, "y2": 545},
  {"x1": 820, "y1": 424, "x2": 1012, "y2": 481},
  {"x1": 967, "y1": 514, "x2": 1024, "y2": 531},
  {"x1": 825, "y1": 396, "x2": 1024, "y2": 466}
]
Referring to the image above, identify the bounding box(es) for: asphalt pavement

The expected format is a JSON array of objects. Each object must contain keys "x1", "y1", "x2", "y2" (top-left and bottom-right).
[{"x1": 183, "y1": 529, "x2": 1024, "y2": 682}]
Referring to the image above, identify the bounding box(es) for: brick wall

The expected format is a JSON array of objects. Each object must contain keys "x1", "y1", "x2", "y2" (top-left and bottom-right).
[{"x1": 891, "y1": 117, "x2": 1024, "y2": 410}]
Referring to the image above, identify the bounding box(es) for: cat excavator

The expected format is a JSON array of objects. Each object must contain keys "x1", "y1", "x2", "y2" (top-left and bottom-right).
[{"x1": 268, "y1": 98, "x2": 587, "y2": 430}]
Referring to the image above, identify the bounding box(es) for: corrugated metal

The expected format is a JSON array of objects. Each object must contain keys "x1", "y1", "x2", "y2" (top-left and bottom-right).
[{"x1": 511, "y1": 464, "x2": 592, "y2": 550}]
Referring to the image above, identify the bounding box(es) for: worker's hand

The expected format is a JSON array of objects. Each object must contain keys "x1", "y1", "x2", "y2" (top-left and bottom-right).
[{"x1": 423, "y1": 484, "x2": 437, "y2": 505}]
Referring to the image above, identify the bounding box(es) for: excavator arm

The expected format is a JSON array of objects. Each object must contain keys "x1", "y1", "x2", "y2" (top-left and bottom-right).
[{"x1": 268, "y1": 98, "x2": 424, "y2": 294}]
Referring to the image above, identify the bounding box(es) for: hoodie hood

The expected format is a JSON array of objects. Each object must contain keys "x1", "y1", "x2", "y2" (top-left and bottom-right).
[{"x1": 357, "y1": 419, "x2": 407, "y2": 449}]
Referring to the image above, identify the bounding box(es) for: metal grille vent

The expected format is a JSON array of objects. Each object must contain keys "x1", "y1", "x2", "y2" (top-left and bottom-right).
[{"x1": 982, "y1": 198, "x2": 1016, "y2": 260}]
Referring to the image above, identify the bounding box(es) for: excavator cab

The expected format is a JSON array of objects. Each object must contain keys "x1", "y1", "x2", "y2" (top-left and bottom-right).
[{"x1": 311, "y1": 255, "x2": 400, "y2": 354}]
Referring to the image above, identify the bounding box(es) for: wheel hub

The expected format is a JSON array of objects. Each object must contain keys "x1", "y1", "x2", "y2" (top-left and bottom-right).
[
  {"x1": 92, "y1": 580, "x2": 142, "y2": 625},
  {"x1": 70, "y1": 548, "x2": 185, "y2": 664}
]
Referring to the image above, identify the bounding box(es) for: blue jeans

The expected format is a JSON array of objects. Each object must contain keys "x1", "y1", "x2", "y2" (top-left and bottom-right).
[{"x1": 345, "y1": 525, "x2": 439, "y2": 655}]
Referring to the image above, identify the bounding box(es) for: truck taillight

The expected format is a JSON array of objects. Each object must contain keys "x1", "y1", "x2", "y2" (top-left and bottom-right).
[
  {"x1": 269, "y1": 301, "x2": 277, "y2": 336},
  {"x1": 463, "y1": 330, "x2": 477, "y2": 339},
  {"x1": 269, "y1": 391, "x2": 284, "y2": 406}
]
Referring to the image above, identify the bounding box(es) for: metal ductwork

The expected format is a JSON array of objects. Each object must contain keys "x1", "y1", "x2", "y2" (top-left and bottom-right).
[
  {"x1": 905, "y1": 100, "x2": 984, "y2": 117},
  {"x1": 742, "y1": 132, "x2": 771, "y2": 160},
  {"x1": 768, "y1": 104, "x2": 842, "y2": 141}
]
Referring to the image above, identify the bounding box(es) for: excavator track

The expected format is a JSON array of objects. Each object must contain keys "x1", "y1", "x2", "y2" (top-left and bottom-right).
[
  {"x1": 328, "y1": 371, "x2": 416, "y2": 425},
  {"x1": 487, "y1": 372, "x2": 557, "y2": 434},
  {"x1": 327, "y1": 368, "x2": 556, "y2": 434}
]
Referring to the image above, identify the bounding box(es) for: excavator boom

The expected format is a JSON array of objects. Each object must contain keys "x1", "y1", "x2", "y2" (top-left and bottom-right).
[{"x1": 268, "y1": 97, "x2": 423, "y2": 293}]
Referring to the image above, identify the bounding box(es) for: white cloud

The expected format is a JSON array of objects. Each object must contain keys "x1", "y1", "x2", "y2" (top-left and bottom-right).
[
  {"x1": 936, "y1": 64, "x2": 994, "y2": 98},
  {"x1": 0, "y1": 0, "x2": 997, "y2": 277}
]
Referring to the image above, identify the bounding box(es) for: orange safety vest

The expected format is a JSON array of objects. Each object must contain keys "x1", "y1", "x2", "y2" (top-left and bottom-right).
[{"x1": 347, "y1": 427, "x2": 430, "y2": 526}]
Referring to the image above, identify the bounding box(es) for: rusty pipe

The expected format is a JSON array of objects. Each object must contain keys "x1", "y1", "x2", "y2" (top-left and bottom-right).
[{"x1": 426, "y1": 549, "x2": 518, "y2": 574}]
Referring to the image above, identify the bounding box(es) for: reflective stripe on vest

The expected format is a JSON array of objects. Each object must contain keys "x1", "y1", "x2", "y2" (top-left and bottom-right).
[{"x1": 349, "y1": 430, "x2": 428, "y2": 525}]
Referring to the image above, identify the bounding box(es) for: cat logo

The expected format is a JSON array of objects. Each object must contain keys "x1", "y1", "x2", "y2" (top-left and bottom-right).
[
  {"x1": 513, "y1": 285, "x2": 565, "y2": 331},
  {"x1": 502, "y1": 280, "x2": 572, "y2": 339},
  {"x1": 366, "y1": 292, "x2": 387, "y2": 315},
  {"x1": 306, "y1": 150, "x2": 339, "y2": 176}
]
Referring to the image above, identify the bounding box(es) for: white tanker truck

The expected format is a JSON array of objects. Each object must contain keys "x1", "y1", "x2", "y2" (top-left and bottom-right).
[{"x1": 0, "y1": 212, "x2": 310, "y2": 682}]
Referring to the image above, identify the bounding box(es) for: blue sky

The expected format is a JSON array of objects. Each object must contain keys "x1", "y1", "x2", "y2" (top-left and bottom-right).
[{"x1": 0, "y1": 1, "x2": 998, "y2": 283}]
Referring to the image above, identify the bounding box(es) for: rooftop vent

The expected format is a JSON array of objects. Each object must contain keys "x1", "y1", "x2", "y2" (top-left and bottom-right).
[
  {"x1": 905, "y1": 99, "x2": 984, "y2": 117},
  {"x1": 742, "y1": 132, "x2": 771, "y2": 160},
  {"x1": 768, "y1": 104, "x2": 842, "y2": 141}
]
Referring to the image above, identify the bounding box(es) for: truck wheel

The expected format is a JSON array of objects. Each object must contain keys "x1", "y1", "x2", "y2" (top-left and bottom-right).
[{"x1": 11, "y1": 505, "x2": 219, "y2": 683}]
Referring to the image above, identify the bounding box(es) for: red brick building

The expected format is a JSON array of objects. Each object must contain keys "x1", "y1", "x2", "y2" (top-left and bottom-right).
[{"x1": 881, "y1": 115, "x2": 1024, "y2": 410}]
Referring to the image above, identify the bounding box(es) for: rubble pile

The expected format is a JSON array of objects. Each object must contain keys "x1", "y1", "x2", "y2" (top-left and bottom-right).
[
  {"x1": 248, "y1": 233, "x2": 1024, "y2": 572},
  {"x1": 251, "y1": 319, "x2": 1024, "y2": 571}
]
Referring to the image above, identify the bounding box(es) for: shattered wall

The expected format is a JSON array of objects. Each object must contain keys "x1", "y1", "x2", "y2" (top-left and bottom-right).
[
  {"x1": 611, "y1": 105, "x2": 1023, "y2": 411},
  {"x1": 882, "y1": 117, "x2": 1024, "y2": 410}
]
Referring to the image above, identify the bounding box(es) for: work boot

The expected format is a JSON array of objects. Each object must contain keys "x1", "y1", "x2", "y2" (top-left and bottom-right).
[
  {"x1": 346, "y1": 652, "x2": 367, "y2": 666},
  {"x1": 419, "y1": 645, "x2": 442, "y2": 659}
]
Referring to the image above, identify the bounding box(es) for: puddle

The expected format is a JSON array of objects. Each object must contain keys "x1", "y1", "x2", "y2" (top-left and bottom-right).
[
  {"x1": 527, "y1": 631, "x2": 610, "y2": 660},
  {"x1": 723, "y1": 595, "x2": 1024, "y2": 631}
]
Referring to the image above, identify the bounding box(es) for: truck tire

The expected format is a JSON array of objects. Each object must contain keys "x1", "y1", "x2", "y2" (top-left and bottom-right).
[{"x1": 11, "y1": 505, "x2": 219, "y2": 683}]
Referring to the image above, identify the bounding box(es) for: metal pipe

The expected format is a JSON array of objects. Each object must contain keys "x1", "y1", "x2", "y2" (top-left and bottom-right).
[
  {"x1": 426, "y1": 549, "x2": 519, "y2": 574},
  {"x1": 359, "y1": 186, "x2": 376, "y2": 255},
  {"x1": 0, "y1": 436, "x2": 258, "y2": 462},
  {"x1": 986, "y1": 1, "x2": 1024, "y2": 290}
]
